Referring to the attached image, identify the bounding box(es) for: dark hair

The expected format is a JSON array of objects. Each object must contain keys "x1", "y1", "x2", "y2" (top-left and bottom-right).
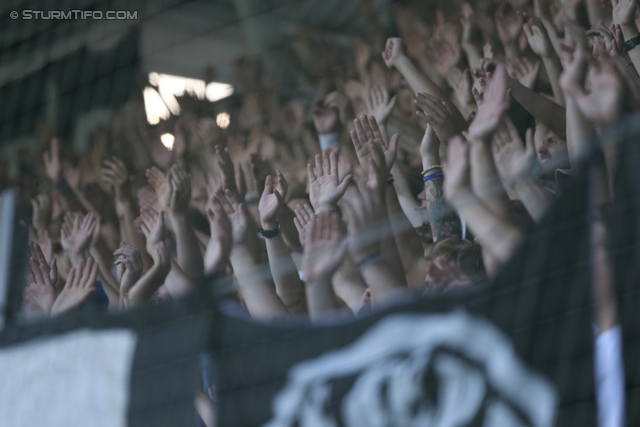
[{"x1": 428, "y1": 235, "x2": 485, "y2": 278}]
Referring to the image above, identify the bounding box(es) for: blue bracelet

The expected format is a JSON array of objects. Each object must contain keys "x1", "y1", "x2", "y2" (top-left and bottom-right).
[
  {"x1": 357, "y1": 253, "x2": 384, "y2": 270},
  {"x1": 423, "y1": 171, "x2": 444, "y2": 183}
]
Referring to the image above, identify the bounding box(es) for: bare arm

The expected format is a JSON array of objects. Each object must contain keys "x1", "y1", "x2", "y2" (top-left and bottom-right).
[
  {"x1": 301, "y1": 212, "x2": 346, "y2": 320},
  {"x1": 259, "y1": 173, "x2": 307, "y2": 313},
  {"x1": 508, "y1": 76, "x2": 567, "y2": 140},
  {"x1": 493, "y1": 123, "x2": 556, "y2": 222},
  {"x1": 163, "y1": 165, "x2": 204, "y2": 277},
  {"x1": 613, "y1": 0, "x2": 640, "y2": 72}
]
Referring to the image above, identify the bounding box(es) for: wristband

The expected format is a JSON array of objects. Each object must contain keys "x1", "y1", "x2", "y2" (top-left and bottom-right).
[
  {"x1": 422, "y1": 171, "x2": 444, "y2": 183},
  {"x1": 623, "y1": 34, "x2": 640, "y2": 52},
  {"x1": 314, "y1": 206, "x2": 341, "y2": 220},
  {"x1": 386, "y1": 174, "x2": 394, "y2": 184},
  {"x1": 357, "y1": 253, "x2": 384, "y2": 270},
  {"x1": 421, "y1": 165, "x2": 442, "y2": 176},
  {"x1": 319, "y1": 133, "x2": 339, "y2": 151},
  {"x1": 257, "y1": 223, "x2": 281, "y2": 239}
]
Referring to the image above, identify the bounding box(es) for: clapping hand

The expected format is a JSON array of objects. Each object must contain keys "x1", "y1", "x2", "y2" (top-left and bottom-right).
[
  {"x1": 51, "y1": 257, "x2": 98, "y2": 316},
  {"x1": 114, "y1": 245, "x2": 144, "y2": 297},
  {"x1": 204, "y1": 196, "x2": 233, "y2": 275}
]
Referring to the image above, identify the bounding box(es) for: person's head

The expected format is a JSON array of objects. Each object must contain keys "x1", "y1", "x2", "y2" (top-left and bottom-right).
[
  {"x1": 424, "y1": 236, "x2": 485, "y2": 291},
  {"x1": 534, "y1": 122, "x2": 570, "y2": 176}
]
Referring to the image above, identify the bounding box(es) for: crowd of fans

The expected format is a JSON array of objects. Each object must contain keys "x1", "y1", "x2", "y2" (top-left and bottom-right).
[{"x1": 2, "y1": 0, "x2": 636, "y2": 424}]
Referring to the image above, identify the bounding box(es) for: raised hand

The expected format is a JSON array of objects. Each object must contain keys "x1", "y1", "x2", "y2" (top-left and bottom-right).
[
  {"x1": 204, "y1": 196, "x2": 233, "y2": 275},
  {"x1": 382, "y1": 38, "x2": 406, "y2": 68},
  {"x1": 301, "y1": 211, "x2": 348, "y2": 282},
  {"x1": 365, "y1": 86, "x2": 397, "y2": 125},
  {"x1": 350, "y1": 115, "x2": 399, "y2": 171},
  {"x1": 612, "y1": 0, "x2": 638, "y2": 28},
  {"x1": 23, "y1": 242, "x2": 58, "y2": 315},
  {"x1": 460, "y1": 3, "x2": 478, "y2": 45},
  {"x1": 114, "y1": 244, "x2": 144, "y2": 297},
  {"x1": 61, "y1": 212, "x2": 97, "y2": 256},
  {"x1": 214, "y1": 189, "x2": 250, "y2": 245},
  {"x1": 447, "y1": 68, "x2": 475, "y2": 114},
  {"x1": 341, "y1": 178, "x2": 386, "y2": 262},
  {"x1": 102, "y1": 156, "x2": 130, "y2": 196},
  {"x1": 164, "y1": 164, "x2": 191, "y2": 215},
  {"x1": 258, "y1": 173, "x2": 285, "y2": 228},
  {"x1": 523, "y1": 14, "x2": 554, "y2": 58},
  {"x1": 43, "y1": 137, "x2": 62, "y2": 183},
  {"x1": 415, "y1": 93, "x2": 462, "y2": 144},
  {"x1": 140, "y1": 208, "x2": 166, "y2": 255},
  {"x1": 36, "y1": 229, "x2": 54, "y2": 264},
  {"x1": 293, "y1": 203, "x2": 316, "y2": 247},
  {"x1": 146, "y1": 166, "x2": 166, "y2": 194},
  {"x1": 308, "y1": 151, "x2": 352, "y2": 213},
  {"x1": 570, "y1": 60, "x2": 624, "y2": 125},
  {"x1": 215, "y1": 145, "x2": 245, "y2": 203},
  {"x1": 137, "y1": 185, "x2": 160, "y2": 212},
  {"x1": 495, "y1": 2, "x2": 524, "y2": 52},
  {"x1": 506, "y1": 57, "x2": 541, "y2": 89},
  {"x1": 426, "y1": 37, "x2": 461, "y2": 77},
  {"x1": 31, "y1": 193, "x2": 51, "y2": 232},
  {"x1": 468, "y1": 63, "x2": 511, "y2": 142},
  {"x1": 51, "y1": 257, "x2": 98, "y2": 316},
  {"x1": 493, "y1": 122, "x2": 537, "y2": 187}
]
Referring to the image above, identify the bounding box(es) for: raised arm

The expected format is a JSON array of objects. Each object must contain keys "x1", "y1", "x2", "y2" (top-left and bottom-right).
[
  {"x1": 342, "y1": 172, "x2": 407, "y2": 306},
  {"x1": 161, "y1": 164, "x2": 204, "y2": 277},
  {"x1": 523, "y1": 14, "x2": 566, "y2": 106},
  {"x1": 493, "y1": 121, "x2": 556, "y2": 222},
  {"x1": 300, "y1": 211, "x2": 347, "y2": 320},
  {"x1": 466, "y1": 63, "x2": 514, "y2": 218},
  {"x1": 443, "y1": 136, "x2": 524, "y2": 276},
  {"x1": 613, "y1": 0, "x2": 640, "y2": 72},
  {"x1": 219, "y1": 191, "x2": 289, "y2": 320},
  {"x1": 258, "y1": 172, "x2": 307, "y2": 313},
  {"x1": 103, "y1": 156, "x2": 152, "y2": 269}
]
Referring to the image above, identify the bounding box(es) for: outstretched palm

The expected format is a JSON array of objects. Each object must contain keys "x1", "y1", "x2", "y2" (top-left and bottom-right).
[{"x1": 308, "y1": 151, "x2": 352, "y2": 211}]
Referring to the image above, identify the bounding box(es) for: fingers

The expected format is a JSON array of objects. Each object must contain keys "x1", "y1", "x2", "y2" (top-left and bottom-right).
[
  {"x1": 263, "y1": 174, "x2": 273, "y2": 196},
  {"x1": 30, "y1": 257, "x2": 45, "y2": 285},
  {"x1": 314, "y1": 153, "x2": 323, "y2": 178},
  {"x1": 336, "y1": 174, "x2": 353, "y2": 196},
  {"x1": 49, "y1": 258, "x2": 58, "y2": 286},
  {"x1": 82, "y1": 257, "x2": 98, "y2": 289},
  {"x1": 274, "y1": 170, "x2": 288, "y2": 200},
  {"x1": 31, "y1": 241, "x2": 46, "y2": 266},
  {"x1": 321, "y1": 151, "x2": 331, "y2": 176},
  {"x1": 72, "y1": 260, "x2": 84, "y2": 288},
  {"x1": 215, "y1": 189, "x2": 235, "y2": 216},
  {"x1": 353, "y1": 117, "x2": 368, "y2": 147},
  {"x1": 366, "y1": 115, "x2": 384, "y2": 147},
  {"x1": 525, "y1": 128, "x2": 535, "y2": 155},
  {"x1": 307, "y1": 162, "x2": 317, "y2": 183},
  {"x1": 329, "y1": 151, "x2": 339, "y2": 179}
]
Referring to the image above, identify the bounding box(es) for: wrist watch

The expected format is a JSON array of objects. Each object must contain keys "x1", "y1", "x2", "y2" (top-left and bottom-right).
[
  {"x1": 257, "y1": 222, "x2": 281, "y2": 239},
  {"x1": 623, "y1": 34, "x2": 640, "y2": 52}
]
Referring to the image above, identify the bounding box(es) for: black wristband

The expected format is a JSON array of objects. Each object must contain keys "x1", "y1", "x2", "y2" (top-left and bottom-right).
[
  {"x1": 623, "y1": 33, "x2": 640, "y2": 52},
  {"x1": 257, "y1": 223, "x2": 281, "y2": 239}
]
